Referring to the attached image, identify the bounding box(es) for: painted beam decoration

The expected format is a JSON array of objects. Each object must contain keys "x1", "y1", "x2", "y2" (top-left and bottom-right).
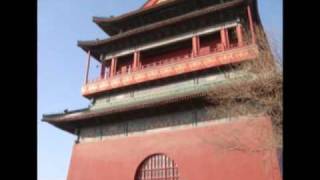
[{"x1": 81, "y1": 45, "x2": 259, "y2": 97}]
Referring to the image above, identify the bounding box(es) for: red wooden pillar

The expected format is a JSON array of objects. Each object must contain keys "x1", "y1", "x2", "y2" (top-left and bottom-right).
[
  {"x1": 236, "y1": 24, "x2": 244, "y2": 47},
  {"x1": 192, "y1": 35, "x2": 200, "y2": 57},
  {"x1": 247, "y1": 5, "x2": 256, "y2": 44},
  {"x1": 220, "y1": 28, "x2": 226, "y2": 50},
  {"x1": 100, "y1": 62, "x2": 106, "y2": 79},
  {"x1": 138, "y1": 56, "x2": 142, "y2": 69},
  {"x1": 84, "y1": 50, "x2": 91, "y2": 84},
  {"x1": 110, "y1": 59, "x2": 114, "y2": 78},
  {"x1": 192, "y1": 36, "x2": 197, "y2": 57},
  {"x1": 105, "y1": 62, "x2": 110, "y2": 79},
  {"x1": 133, "y1": 52, "x2": 137, "y2": 71},
  {"x1": 220, "y1": 28, "x2": 230, "y2": 50},
  {"x1": 133, "y1": 51, "x2": 140, "y2": 71},
  {"x1": 225, "y1": 28, "x2": 230, "y2": 48},
  {"x1": 196, "y1": 35, "x2": 200, "y2": 53},
  {"x1": 110, "y1": 57, "x2": 117, "y2": 77},
  {"x1": 114, "y1": 58, "x2": 118, "y2": 76}
]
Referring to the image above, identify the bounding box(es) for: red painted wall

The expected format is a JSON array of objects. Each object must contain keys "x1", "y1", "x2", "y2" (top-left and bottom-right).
[{"x1": 67, "y1": 116, "x2": 281, "y2": 180}]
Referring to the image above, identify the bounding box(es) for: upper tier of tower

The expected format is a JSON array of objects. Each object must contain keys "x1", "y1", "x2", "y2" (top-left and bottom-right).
[
  {"x1": 80, "y1": 0, "x2": 261, "y2": 60},
  {"x1": 78, "y1": 0, "x2": 262, "y2": 98}
]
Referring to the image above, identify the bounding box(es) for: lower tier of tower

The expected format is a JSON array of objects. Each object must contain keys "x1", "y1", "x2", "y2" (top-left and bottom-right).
[{"x1": 67, "y1": 115, "x2": 282, "y2": 180}]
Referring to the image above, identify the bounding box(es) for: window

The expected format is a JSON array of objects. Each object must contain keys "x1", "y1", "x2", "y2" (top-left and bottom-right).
[{"x1": 135, "y1": 154, "x2": 179, "y2": 180}]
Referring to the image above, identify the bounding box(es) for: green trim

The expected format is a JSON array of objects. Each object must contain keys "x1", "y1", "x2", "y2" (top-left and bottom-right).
[{"x1": 91, "y1": 71, "x2": 254, "y2": 111}]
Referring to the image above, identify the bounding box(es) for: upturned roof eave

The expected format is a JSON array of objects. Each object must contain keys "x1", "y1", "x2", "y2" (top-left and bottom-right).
[
  {"x1": 42, "y1": 107, "x2": 91, "y2": 122},
  {"x1": 93, "y1": 17, "x2": 119, "y2": 36},
  {"x1": 91, "y1": 0, "x2": 182, "y2": 25},
  {"x1": 43, "y1": 91, "x2": 207, "y2": 124},
  {"x1": 92, "y1": 0, "x2": 186, "y2": 35}
]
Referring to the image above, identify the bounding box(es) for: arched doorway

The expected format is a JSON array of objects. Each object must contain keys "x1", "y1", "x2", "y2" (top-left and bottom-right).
[{"x1": 135, "y1": 154, "x2": 179, "y2": 180}]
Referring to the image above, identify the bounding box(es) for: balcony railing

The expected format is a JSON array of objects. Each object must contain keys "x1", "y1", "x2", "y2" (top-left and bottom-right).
[{"x1": 82, "y1": 43, "x2": 258, "y2": 97}]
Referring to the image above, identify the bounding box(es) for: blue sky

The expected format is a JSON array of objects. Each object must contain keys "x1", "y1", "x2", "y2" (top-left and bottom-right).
[{"x1": 37, "y1": 0, "x2": 282, "y2": 179}]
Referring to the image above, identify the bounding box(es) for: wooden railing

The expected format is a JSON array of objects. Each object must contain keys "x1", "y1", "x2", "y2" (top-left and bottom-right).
[{"x1": 82, "y1": 43, "x2": 258, "y2": 97}]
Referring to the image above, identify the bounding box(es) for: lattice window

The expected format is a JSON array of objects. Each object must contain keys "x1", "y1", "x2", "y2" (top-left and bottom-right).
[{"x1": 135, "y1": 154, "x2": 179, "y2": 180}]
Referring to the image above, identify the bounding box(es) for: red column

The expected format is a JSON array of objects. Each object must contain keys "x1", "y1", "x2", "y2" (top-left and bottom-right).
[
  {"x1": 236, "y1": 24, "x2": 244, "y2": 47},
  {"x1": 133, "y1": 51, "x2": 140, "y2": 71},
  {"x1": 138, "y1": 56, "x2": 141, "y2": 69},
  {"x1": 192, "y1": 35, "x2": 199, "y2": 57},
  {"x1": 220, "y1": 28, "x2": 226, "y2": 50},
  {"x1": 247, "y1": 5, "x2": 256, "y2": 44},
  {"x1": 196, "y1": 35, "x2": 200, "y2": 53},
  {"x1": 114, "y1": 58, "x2": 118, "y2": 76},
  {"x1": 192, "y1": 36, "x2": 197, "y2": 57},
  {"x1": 100, "y1": 62, "x2": 105, "y2": 79},
  {"x1": 110, "y1": 57, "x2": 117, "y2": 78},
  {"x1": 225, "y1": 28, "x2": 230, "y2": 48},
  {"x1": 133, "y1": 52, "x2": 137, "y2": 71},
  {"x1": 105, "y1": 62, "x2": 110, "y2": 79},
  {"x1": 84, "y1": 50, "x2": 91, "y2": 84},
  {"x1": 138, "y1": 52, "x2": 140, "y2": 69}
]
